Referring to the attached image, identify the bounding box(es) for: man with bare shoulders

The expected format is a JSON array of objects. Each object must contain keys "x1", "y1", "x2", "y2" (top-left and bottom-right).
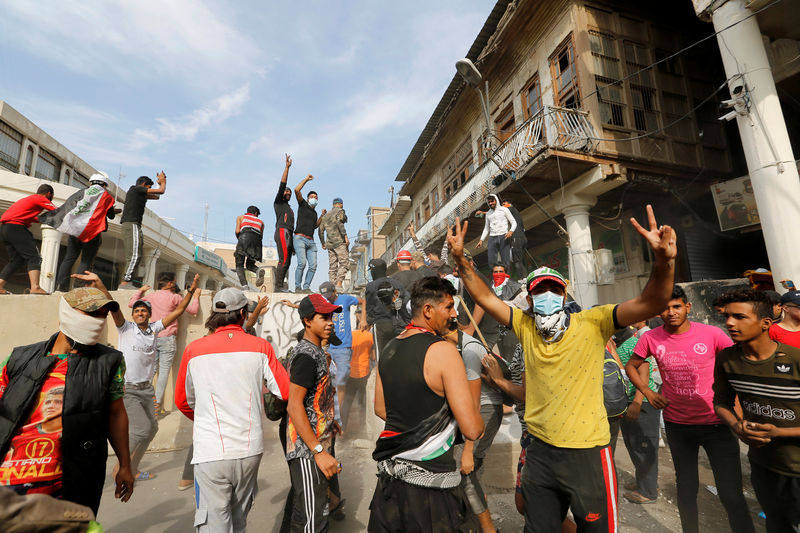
[
  {"x1": 369, "y1": 276, "x2": 484, "y2": 532},
  {"x1": 446, "y1": 205, "x2": 677, "y2": 532}
]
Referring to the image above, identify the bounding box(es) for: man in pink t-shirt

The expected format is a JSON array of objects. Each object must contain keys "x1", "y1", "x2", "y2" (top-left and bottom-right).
[
  {"x1": 626, "y1": 285, "x2": 755, "y2": 533},
  {"x1": 129, "y1": 272, "x2": 200, "y2": 416}
]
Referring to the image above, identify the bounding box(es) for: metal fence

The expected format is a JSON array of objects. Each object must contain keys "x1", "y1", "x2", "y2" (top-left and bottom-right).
[{"x1": 382, "y1": 106, "x2": 596, "y2": 263}]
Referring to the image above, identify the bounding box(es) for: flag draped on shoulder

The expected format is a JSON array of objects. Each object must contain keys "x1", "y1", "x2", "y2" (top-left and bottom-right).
[{"x1": 39, "y1": 185, "x2": 115, "y2": 243}]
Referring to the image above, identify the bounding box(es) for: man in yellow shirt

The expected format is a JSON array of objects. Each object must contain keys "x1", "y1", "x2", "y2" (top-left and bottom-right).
[{"x1": 447, "y1": 205, "x2": 677, "y2": 533}]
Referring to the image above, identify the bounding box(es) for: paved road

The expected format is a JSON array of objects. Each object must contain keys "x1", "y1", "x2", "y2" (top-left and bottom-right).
[{"x1": 97, "y1": 416, "x2": 767, "y2": 532}]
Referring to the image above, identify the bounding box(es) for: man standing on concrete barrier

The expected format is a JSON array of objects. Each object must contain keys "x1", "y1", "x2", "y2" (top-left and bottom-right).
[
  {"x1": 176, "y1": 287, "x2": 289, "y2": 533},
  {"x1": 85, "y1": 271, "x2": 199, "y2": 481},
  {"x1": 128, "y1": 272, "x2": 201, "y2": 417},
  {"x1": 0, "y1": 281, "x2": 133, "y2": 514},
  {"x1": 234, "y1": 206, "x2": 265, "y2": 290},
  {"x1": 274, "y1": 154, "x2": 294, "y2": 292},
  {"x1": 41, "y1": 172, "x2": 120, "y2": 292},
  {"x1": 627, "y1": 285, "x2": 755, "y2": 533},
  {"x1": 293, "y1": 174, "x2": 321, "y2": 293},
  {"x1": 448, "y1": 205, "x2": 678, "y2": 532},
  {"x1": 0, "y1": 183, "x2": 56, "y2": 294},
  {"x1": 119, "y1": 173, "x2": 166, "y2": 289},
  {"x1": 318, "y1": 197, "x2": 349, "y2": 290},
  {"x1": 714, "y1": 288, "x2": 800, "y2": 533}
]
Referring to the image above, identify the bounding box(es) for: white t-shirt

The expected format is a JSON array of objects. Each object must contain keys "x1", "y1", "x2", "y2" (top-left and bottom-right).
[{"x1": 117, "y1": 320, "x2": 165, "y2": 383}]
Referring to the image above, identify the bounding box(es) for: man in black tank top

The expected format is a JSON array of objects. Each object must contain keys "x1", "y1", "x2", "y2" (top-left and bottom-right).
[{"x1": 369, "y1": 276, "x2": 484, "y2": 533}]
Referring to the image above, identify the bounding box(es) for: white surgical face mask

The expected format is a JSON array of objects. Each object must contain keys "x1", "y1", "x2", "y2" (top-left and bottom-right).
[
  {"x1": 308, "y1": 198, "x2": 318, "y2": 207},
  {"x1": 58, "y1": 298, "x2": 107, "y2": 346},
  {"x1": 531, "y1": 291, "x2": 564, "y2": 316}
]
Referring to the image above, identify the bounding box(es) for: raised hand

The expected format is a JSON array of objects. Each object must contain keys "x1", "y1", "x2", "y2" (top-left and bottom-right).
[
  {"x1": 629, "y1": 205, "x2": 677, "y2": 264},
  {"x1": 157, "y1": 171, "x2": 166, "y2": 183},
  {"x1": 285, "y1": 154, "x2": 292, "y2": 168},
  {"x1": 71, "y1": 270, "x2": 102, "y2": 288},
  {"x1": 189, "y1": 274, "x2": 200, "y2": 292},
  {"x1": 446, "y1": 218, "x2": 468, "y2": 260},
  {"x1": 140, "y1": 285, "x2": 152, "y2": 293}
]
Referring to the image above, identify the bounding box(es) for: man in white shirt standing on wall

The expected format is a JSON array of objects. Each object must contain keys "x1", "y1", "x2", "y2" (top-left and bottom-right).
[{"x1": 477, "y1": 194, "x2": 516, "y2": 271}]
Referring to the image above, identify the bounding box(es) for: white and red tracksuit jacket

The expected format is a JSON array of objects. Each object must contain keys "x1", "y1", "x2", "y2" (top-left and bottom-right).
[{"x1": 175, "y1": 324, "x2": 289, "y2": 464}]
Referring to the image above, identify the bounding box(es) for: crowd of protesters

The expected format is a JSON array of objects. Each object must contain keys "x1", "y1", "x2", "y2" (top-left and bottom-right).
[{"x1": 1, "y1": 159, "x2": 799, "y2": 533}]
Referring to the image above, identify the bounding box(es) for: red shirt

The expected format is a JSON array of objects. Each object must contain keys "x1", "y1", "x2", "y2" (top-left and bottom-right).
[
  {"x1": 769, "y1": 324, "x2": 800, "y2": 349},
  {"x1": 0, "y1": 194, "x2": 56, "y2": 227}
]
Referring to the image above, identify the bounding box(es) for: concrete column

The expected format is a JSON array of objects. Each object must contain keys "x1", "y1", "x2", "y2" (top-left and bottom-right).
[
  {"x1": 215, "y1": 280, "x2": 224, "y2": 291},
  {"x1": 709, "y1": 0, "x2": 800, "y2": 291},
  {"x1": 142, "y1": 248, "x2": 161, "y2": 288},
  {"x1": 175, "y1": 264, "x2": 189, "y2": 289},
  {"x1": 199, "y1": 274, "x2": 209, "y2": 291},
  {"x1": 561, "y1": 201, "x2": 598, "y2": 309},
  {"x1": 39, "y1": 225, "x2": 62, "y2": 293}
]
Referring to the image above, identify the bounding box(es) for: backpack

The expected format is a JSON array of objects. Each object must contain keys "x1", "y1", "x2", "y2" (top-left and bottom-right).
[{"x1": 603, "y1": 352, "x2": 628, "y2": 418}]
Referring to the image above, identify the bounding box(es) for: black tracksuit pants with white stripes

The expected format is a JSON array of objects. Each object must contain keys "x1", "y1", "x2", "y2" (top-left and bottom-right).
[
  {"x1": 286, "y1": 457, "x2": 329, "y2": 532},
  {"x1": 122, "y1": 221, "x2": 143, "y2": 282}
]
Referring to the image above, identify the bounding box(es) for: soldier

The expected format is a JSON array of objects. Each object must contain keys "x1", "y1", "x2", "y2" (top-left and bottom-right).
[{"x1": 318, "y1": 197, "x2": 349, "y2": 290}]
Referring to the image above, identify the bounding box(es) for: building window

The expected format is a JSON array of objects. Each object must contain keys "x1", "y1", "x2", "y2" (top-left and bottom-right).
[
  {"x1": 663, "y1": 92, "x2": 693, "y2": 141},
  {"x1": 72, "y1": 171, "x2": 90, "y2": 189},
  {"x1": 655, "y1": 49, "x2": 682, "y2": 75},
  {"x1": 522, "y1": 74, "x2": 543, "y2": 119},
  {"x1": 35, "y1": 148, "x2": 60, "y2": 182},
  {"x1": 431, "y1": 188, "x2": 440, "y2": 211},
  {"x1": 494, "y1": 105, "x2": 515, "y2": 143},
  {"x1": 24, "y1": 145, "x2": 34, "y2": 175},
  {"x1": 0, "y1": 120, "x2": 23, "y2": 172},
  {"x1": 551, "y1": 35, "x2": 581, "y2": 109},
  {"x1": 589, "y1": 31, "x2": 625, "y2": 127},
  {"x1": 625, "y1": 42, "x2": 659, "y2": 132},
  {"x1": 443, "y1": 138, "x2": 473, "y2": 199},
  {"x1": 422, "y1": 198, "x2": 431, "y2": 223}
]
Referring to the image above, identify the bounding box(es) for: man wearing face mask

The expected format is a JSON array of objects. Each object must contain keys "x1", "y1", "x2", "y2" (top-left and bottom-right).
[
  {"x1": 0, "y1": 280, "x2": 134, "y2": 515},
  {"x1": 447, "y1": 205, "x2": 677, "y2": 533},
  {"x1": 274, "y1": 154, "x2": 295, "y2": 292},
  {"x1": 293, "y1": 174, "x2": 322, "y2": 293}
]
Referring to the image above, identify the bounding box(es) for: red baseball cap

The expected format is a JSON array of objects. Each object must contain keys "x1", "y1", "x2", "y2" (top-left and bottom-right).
[
  {"x1": 298, "y1": 293, "x2": 342, "y2": 319},
  {"x1": 396, "y1": 249, "x2": 412, "y2": 263}
]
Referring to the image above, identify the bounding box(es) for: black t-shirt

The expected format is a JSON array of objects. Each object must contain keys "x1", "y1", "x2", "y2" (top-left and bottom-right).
[
  {"x1": 294, "y1": 199, "x2": 318, "y2": 237},
  {"x1": 121, "y1": 185, "x2": 149, "y2": 224},
  {"x1": 289, "y1": 351, "x2": 317, "y2": 389},
  {"x1": 416, "y1": 265, "x2": 437, "y2": 279},
  {"x1": 391, "y1": 269, "x2": 422, "y2": 290},
  {"x1": 274, "y1": 183, "x2": 295, "y2": 231}
]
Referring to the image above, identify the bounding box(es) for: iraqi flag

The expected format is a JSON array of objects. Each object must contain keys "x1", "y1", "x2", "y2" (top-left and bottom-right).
[{"x1": 39, "y1": 185, "x2": 115, "y2": 243}]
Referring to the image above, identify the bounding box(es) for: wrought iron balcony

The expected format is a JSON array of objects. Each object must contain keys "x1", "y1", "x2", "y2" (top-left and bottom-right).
[{"x1": 381, "y1": 105, "x2": 596, "y2": 263}]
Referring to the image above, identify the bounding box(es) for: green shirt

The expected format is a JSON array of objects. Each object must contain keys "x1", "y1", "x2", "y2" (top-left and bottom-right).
[{"x1": 617, "y1": 334, "x2": 659, "y2": 402}]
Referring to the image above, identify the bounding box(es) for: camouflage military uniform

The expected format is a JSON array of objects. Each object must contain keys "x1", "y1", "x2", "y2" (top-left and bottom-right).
[{"x1": 318, "y1": 205, "x2": 349, "y2": 287}]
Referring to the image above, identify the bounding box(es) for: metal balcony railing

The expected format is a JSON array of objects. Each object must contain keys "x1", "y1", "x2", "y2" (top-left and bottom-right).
[{"x1": 382, "y1": 106, "x2": 596, "y2": 263}]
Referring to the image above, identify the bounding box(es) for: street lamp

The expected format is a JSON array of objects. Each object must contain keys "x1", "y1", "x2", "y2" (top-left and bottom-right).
[{"x1": 455, "y1": 58, "x2": 567, "y2": 237}]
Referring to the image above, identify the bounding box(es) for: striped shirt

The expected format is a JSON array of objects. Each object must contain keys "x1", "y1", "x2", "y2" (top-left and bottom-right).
[
  {"x1": 239, "y1": 213, "x2": 264, "y2": 234},
  {"x1": 713, "y1": 342, "x2": 800, "y2": 476}
]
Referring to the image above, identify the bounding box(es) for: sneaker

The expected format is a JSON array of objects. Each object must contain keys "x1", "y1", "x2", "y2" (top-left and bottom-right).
[
  {"x1": 623, "y1": 490, "x2": 656, "y2": 504},
  {"x1": 623, "y1": 480, "x2": 638, "y2": 491},
  {"x1": 178, "y1": 479, "x2": 193, "y2": 491},
  {"x1": 256, "y1": 268, "x2": 266, "y2": 287}
]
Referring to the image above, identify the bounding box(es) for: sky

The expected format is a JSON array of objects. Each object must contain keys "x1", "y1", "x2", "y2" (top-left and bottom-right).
[{"x1": 0, "y1": 1, "x2": 491, "y2": 279}]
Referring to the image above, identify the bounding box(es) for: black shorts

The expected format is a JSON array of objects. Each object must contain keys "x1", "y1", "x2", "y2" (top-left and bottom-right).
[
  {"x1": 368, "y1": 474, "x2": 480, "y2": 533},
  {"x1": 520, "y1": 437, "x2": 618, "y2": 532}
]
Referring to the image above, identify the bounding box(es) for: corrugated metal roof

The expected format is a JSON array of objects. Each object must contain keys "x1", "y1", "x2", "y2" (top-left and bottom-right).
[{"x1": 393, "y1": 0, "x2": 513, "y2": 183}]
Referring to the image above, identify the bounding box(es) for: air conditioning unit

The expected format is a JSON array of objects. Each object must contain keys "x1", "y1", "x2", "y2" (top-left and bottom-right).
[
  {"x1": 358, "y1": 229, "x2": 370, "y2": 244},
  {"x1": 594, "y1": 248, "x2": 615, "y2": 285}
]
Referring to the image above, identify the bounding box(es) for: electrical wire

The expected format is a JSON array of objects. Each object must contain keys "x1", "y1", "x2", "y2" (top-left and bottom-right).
[{"x1": 582, "y1": 0, "x2": 784, "y2": 104}]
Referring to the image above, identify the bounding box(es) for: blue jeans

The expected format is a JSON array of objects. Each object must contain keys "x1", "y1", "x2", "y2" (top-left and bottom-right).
[
  {"x1": 293, "y1": 235, "x2": 317, "y2": 290},
  {"x1": 154, "y1": 335, "x2": 177, "y2": 407}
]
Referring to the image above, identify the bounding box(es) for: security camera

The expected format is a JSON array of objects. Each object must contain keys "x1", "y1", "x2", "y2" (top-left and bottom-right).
[
  {"x1": 729, "y1": 78, "x2": 745, "y2": 96},
  {"x1": 718, "y1": 110, "x2": 738, "y2": 122}
]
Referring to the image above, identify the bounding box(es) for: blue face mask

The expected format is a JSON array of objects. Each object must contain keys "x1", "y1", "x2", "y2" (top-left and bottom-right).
[
  {"x1": 308, "y1": 198, "x2": 318, "y2": 207},
  {"x1": 531, "y1": 291, "x2": 564, "y2": 316}
]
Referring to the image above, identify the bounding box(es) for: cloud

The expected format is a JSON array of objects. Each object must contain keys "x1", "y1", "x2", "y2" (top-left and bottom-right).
[
  {"x1": 130, "y1": 84, "x2": 251, "y2": 149},
  {"x1": 0, "y1": 0, "x2": 262, "y2": 85},
  {"x1": 247, "y1": 10, "x2": 486, "y2": 169}
]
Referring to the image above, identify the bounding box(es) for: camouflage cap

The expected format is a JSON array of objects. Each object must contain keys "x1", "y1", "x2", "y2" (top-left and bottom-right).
[{"x1": 63, "y1": 287, "x2": 120, "y2": 313}]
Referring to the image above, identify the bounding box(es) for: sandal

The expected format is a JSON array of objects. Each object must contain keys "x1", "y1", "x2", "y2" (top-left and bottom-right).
[
  {"x1": 330, "y1": 498, "x2": 346, "y2": 521},
  {"x1": 623, "y1": 490, "x2": 656, "y2": 504},
  {"x1": 135, "y1": 471, "x2": 156, "y2": 481}
]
